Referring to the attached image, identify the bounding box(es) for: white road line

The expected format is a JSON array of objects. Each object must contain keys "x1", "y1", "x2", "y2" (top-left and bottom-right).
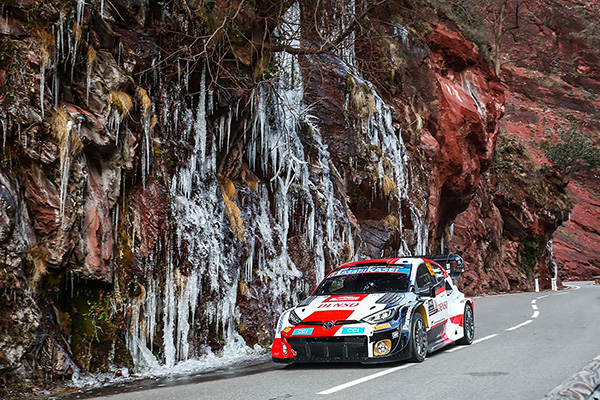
[
  {"x1": 472, "y1": 333, "x2": 498, "y2": 345},
  {"x1": 506, "y1": 320, "x2": 532, "y2": 331},
  {"x1": 446, "y1": 333, "x2": 498, "y2": 353},
  {"x1": 319, "y1": 284, "x2": 564, "y2": 396},
  {"x1": 317, "y1": 364, "x2": 414, "y2": 395},
  {"x1": 446, "y1": 345, "x2": 464, "y2": 353}
]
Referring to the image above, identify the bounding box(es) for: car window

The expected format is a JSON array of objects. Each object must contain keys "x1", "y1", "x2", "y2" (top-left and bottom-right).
[
  {"x1": 314, "y1": 273, "x2": 410, "y2": 294},
  {"x1": 431, "y1": 264, "x2": 446, "y2": 285},
  {"x1": 415, "y1": 264, "x2": 433, "y2": 290}
]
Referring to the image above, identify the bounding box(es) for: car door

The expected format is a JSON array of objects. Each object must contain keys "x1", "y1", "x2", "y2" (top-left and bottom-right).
[{"x1": 415, "y1": 262, "x2": 450, "y2": 349}]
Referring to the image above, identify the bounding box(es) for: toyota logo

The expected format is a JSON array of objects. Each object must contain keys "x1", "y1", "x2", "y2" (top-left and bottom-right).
[{"x1": 323, "y1": 321, "x2": 335, "y2": 330}]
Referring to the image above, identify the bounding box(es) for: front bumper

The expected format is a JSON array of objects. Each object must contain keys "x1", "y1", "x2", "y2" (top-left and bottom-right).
[{"x1": 272, "y1": 328, "x2": 411, "y2": 364}]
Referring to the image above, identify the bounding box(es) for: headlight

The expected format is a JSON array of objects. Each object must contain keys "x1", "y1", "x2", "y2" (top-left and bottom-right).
[
  {"x1": 288, "y1": 309, "x2": 302, "y2": 326},
  {"x1": 363, "y1": 308, "x2": 395, "y2": 324}
]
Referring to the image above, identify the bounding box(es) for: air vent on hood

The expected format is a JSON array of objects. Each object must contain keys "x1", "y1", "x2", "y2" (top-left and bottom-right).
[
  {"x1": 299, "y1": 296, "x2": 316, "y2": 307},
  {"x1": 376, "y1": 293, "x2": 402, "y2": 304}
]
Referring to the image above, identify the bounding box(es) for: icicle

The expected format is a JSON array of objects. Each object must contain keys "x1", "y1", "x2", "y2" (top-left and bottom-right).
[
  {"x1": 162, "y1": 248, "x2": 176, "y2": 367},
  {"x1": 140, "y1": 96, "x2": 152, "y2": 185},
  {"x1": 53, "y1": 70, "x2": 60, "y2": 107},
  {"x1": 59, "y1": 120, "x2": 74, "y2": 224},
  {"x1": 40, "y1": 64, "x2": 45, "y2": 118},
  {"x1": 1, "y1": 119, "x2": 6, "y2": 153},
  {"x1": 70, "y1": 0, "x2": 85, "y2": 80}
]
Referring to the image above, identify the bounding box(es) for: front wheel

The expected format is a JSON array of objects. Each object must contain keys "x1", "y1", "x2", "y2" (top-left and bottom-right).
[
  {"x1": 457, "y1": 303, "x2": 474, "y2": 345},
  {"x1": 409, "y1": 313, "x2": 427, "y2": 362}
]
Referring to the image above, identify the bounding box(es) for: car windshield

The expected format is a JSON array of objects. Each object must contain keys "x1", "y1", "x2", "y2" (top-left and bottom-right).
[{"x1": 313, "y1": 273, "x2": 410, "y2": 295}]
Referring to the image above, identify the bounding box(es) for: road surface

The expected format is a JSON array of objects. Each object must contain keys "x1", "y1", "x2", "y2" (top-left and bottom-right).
[{"x1": 66, "y1": 282, "x2": 600, "y2": 400}]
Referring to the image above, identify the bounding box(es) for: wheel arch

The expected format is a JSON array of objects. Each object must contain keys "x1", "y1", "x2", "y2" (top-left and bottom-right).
[{"x1": 415, "y1": 303, "x2": 429, "y2": 328}]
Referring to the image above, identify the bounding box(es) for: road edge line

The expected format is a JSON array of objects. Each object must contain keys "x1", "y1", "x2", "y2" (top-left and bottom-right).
[{"x1": 317, "y1": 363, "x2": 414, "y2": 395}]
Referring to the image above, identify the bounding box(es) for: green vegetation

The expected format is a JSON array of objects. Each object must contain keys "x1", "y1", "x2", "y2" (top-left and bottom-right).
[
  {"x1": 520, "y1": 236, "x2": 541, "y2": 272},
  {"x1": 426, "y1": 0, "x2": 492, "y2": 61},
  {"x1": 541, "y1": 126, "x2": 600, "y2": 184},
  {"x1": 493, "y1": 131, "x2": 571, "y2": 212}
]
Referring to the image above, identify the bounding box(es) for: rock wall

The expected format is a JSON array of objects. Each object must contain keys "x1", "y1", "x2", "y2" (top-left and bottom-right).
[
  {"x1": 492, "y1": 0, "x2": 600, "y2": 282},
  {"x1": 0, "y1": 0, "x2": 589, "y2": 390}
]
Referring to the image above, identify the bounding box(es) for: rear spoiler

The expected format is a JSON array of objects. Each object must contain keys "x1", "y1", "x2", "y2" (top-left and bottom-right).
[{"x1": 423, "y1": 254, "x2": 465, "y2": 280}]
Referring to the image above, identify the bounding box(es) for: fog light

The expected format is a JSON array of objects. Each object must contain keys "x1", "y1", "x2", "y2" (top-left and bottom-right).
[
  {"x1": 282, "y1": 345, "x2": 288, "y2": 355},
  {"x1": 374, "y1": 339, "x2": 392, "y2": 356}
]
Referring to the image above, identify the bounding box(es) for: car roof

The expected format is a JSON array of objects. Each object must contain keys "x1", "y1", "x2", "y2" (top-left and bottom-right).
[{"x1": 335, "y1": 257, "x2": 436, "y2": 269}]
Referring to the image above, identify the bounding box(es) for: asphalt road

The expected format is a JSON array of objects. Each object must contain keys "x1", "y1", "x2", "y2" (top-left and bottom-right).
[{"x1": 72, "y1": 282, "x2": 600, "y2": 400}]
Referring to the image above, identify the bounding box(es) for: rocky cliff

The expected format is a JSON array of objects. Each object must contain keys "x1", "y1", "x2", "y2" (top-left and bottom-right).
[{"x1": 0, "y1": 0, "x2": 595, "y2": 393}]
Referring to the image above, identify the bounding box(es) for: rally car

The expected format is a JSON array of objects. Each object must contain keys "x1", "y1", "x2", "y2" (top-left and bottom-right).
[{"x1": 271, "y1": 254, "x2": 474, "y2": 363}]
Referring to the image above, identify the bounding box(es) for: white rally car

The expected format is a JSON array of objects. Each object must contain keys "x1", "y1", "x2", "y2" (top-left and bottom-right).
[{"x1": 271, "y1": 254, "x2": 474, "y2": 363}]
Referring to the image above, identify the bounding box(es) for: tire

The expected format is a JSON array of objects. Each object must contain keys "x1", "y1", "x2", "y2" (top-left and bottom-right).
[
  {"x1": 457, "y1": 303, "x2": 474, "y2": 345},
  {"x1": 409, "y1": 313, "x2": 428, "y2": 362}
]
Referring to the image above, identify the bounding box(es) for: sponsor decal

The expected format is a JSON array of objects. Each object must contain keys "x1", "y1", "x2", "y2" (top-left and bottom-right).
[
  {"x1": 402, "y1": 305, "x2": 414, "y2": 330},
  {"x1": 428, "y1": 300, "x2": 436, "y2": 314},
  {"x1": 425, "y1": 263, "x2": 434, "y2": 275},
  {"x1": 341, "y1": 326, "x2": 365, "y2": 335},
  {"x1": 292, "y1": 328, "x2": 314, "y2": 336},
  {"x1": 329, "y1": 266, "x2": 411, "y2": 277},
  {"x1": 278, "y1": 310, "x2": 289, "y2": 332},
  {"x1": 324, "y1": 295, "x2": 365, "y2": 302},
  {"x1": 430, "y1": 299, "x2": 448, "y2": 316},
  {"x1": 318, "y1": 302, "x2": 360, "y2": 309},
  {"x1": 282, "y1": 327, "x2": 293, "y2": 334},
  {"x1": 373, "y1": 323, "x2": 392, "y2": 331}
]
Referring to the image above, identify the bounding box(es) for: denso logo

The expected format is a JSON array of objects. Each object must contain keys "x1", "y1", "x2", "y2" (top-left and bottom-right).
[
  {"x1": 318, "y1": 302, "x2": 361, "y2": 309},
  {"x1": 325, "y1": 295, "x2": 363, "y2": 302}
]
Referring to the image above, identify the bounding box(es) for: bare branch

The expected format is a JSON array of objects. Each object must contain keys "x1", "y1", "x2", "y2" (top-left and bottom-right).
[{"x1": 265, "y1": 0, "x2": 381, "y2": 55}]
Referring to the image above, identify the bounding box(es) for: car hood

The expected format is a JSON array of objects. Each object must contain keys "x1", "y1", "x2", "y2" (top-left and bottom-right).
[{"x1": 293, "y1": 292, "x2": 408, "y2": 323}]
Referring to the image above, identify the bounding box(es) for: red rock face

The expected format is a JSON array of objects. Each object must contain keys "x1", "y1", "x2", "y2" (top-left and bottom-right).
[
  {"x1": 22, "y1": 161, "x2": 77, "y2": 268},
  {"x1": 496, "y1": 0, "x2": 600, "y2": 282},
  {"x1": 554, "y1": 171, "x2": 600, "y2": 280},
  {"x1": 129, "y1": 180, "x2": 171, "y2": 260},
  {"x1": 79, "y1": 159, "x2": 115, "y2": 282},
  {"x1": 426, "y1": 24, "x2": 505, "y2": 238}
]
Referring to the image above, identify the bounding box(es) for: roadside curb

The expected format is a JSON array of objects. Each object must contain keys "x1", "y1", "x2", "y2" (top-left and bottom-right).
[{"x1": 542, "y1": 354, "x2": 600, "y2": 399}]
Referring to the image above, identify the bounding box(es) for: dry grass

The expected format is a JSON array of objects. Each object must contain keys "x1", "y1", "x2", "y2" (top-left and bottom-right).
[
  {"x1": 136, "y1": 87, "x2": 152, "y2": 116},
  {"x1": 109, "y1": 90, "x2": 133, "y2": 120},
  {"x1": 383, "y1": 214, "x2": 400, "y2": 229},
  {"x1": 220, "y1": 176, "x2": 237, "y2": 200},
  {"x1": 86, "y1": 45, "x2": 97, "y2": 66},
  {"x1": 381, "y1": 174, "x2": 397, "y2": 197},
  {"x1": 32, "y1": 27, "x2": 55, "y2": 66},
  {"x1": 27, "y1": 245, "x2": 49, "y2": 292},
  {"x1": 220, "y1": 179, "x2": 246, "y2": 242},
  {"x1": 338, "y1": 242, "x2": 353, "y2": 263},
  {"x1": 51, "y1": 108, "x2": 83, "y2": 162},
  {"x1": 348, "y1": 75, "x2": 376, "y2": 118},
  {"x1": 241, "y1": 164, "x2": 259, "y2": 190}
]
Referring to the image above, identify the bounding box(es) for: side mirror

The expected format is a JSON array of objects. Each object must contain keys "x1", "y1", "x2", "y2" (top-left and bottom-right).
[{"x1": 417, "y1": 286, "x2": 434, "y2": 297}]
